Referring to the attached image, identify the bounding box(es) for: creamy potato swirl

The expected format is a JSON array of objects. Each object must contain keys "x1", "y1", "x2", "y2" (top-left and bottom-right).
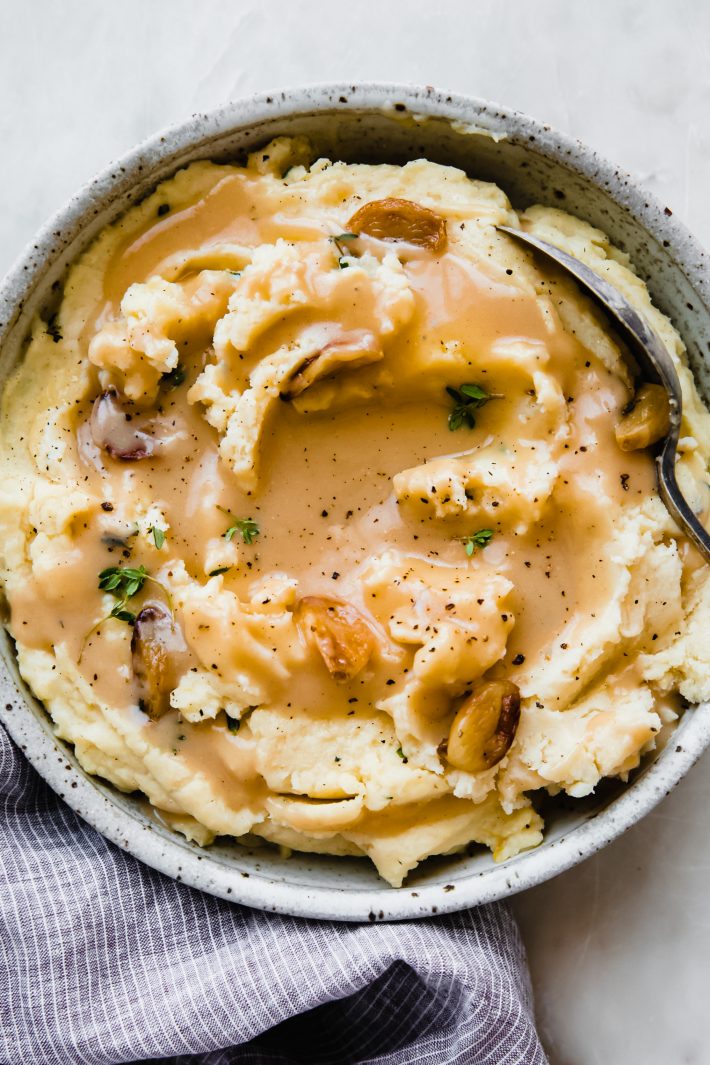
[{"x1": 1, "y1": 137, "x2": 709, "y2": 886}]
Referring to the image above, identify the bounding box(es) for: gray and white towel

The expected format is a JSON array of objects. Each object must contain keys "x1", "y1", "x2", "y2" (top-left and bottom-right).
[{"x1": 0, "y1": 723, "x2": 547, "y2": 1064}]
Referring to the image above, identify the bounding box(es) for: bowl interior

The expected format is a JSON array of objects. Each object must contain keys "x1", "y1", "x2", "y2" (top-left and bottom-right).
[{"x1": 2, "y1": 87, "x2": 709, "y2": 920}]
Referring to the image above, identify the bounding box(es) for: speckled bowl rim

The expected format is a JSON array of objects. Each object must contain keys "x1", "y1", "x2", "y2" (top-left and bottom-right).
[{"x1": 1, "y1": 83, "x2": 709, "y2": 922}]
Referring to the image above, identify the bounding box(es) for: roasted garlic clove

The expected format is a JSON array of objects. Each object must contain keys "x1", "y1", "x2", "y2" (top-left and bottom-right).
[
  {"x1": 280, "y1": 330, "x2": 383, "y2": 400},
  {"x1": 614, "y1": 383, "x2": 670, "y2": 451},
  {"x1": 445, "y1": 679, "x2": 521, "y2": 773},
  {"x1": 294, "y1": 596, "x2": 375, "y2": 682},
  {"x1": 347, "y1": 197, "x2": 447, "y2": 252},
  {"x1": 90, "y1": 388, "x2": 157, "y2": 460},
  {"x1": 131, "y1": 602, "x2": 189, "y2": 719},
  {"x1": 266, "y1": 794, "x2": 364, "y2": 832}
]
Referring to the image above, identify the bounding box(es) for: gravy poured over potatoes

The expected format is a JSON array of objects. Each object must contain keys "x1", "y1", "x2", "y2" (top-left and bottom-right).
[{"x1": 2, "y1": 138, "x2": 710, "y2": 886}]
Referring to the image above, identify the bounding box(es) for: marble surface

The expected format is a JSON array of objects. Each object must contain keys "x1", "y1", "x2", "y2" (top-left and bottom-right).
[{"x1": 2, "y1": 1, "x2": 709, "y2": 1061}]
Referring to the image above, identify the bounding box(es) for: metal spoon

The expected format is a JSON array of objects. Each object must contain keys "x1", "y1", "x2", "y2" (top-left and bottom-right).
[{"x1": 498, "y1": 225, "x2": 710, "y2": 563}]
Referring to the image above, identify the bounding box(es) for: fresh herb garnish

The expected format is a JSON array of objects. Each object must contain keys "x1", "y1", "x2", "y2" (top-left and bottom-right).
[
  {"x1": 80, "y1": 564, "x2": 171, "y2": 662},
  {"x1": 99, "y1": 565, "x2": 148, "y2": 599},
  {"x1": 446, "y1": 383, "x2": 490, "y2": 431},
  {"x1": 108, "y1": 603, "x2": 137, "y2": 624},
  {"x1": 209, "y1": 566, "x2": 231, "y2": 576},
  {"x1": 217, "y1": 507, "x2": 260, "y2": 545},
  {"x1": 98, "y1": 564, "x2": 172, "y2": 613},
  {"x1": 396, "y1": 746, "x2": 408, "y2": 763},
  {"x1": 330, "y1": 232, "x2": 358, "y2": 259},
  {"x1": 94, "y1": 566, "x2": 144, "y2": 628},
  {"x1": 150, "y1": 526, "x2": 165, "y2": 550},
  {"x1": 161, "y1": 364, "x2": 186, "y2": 390},
  {"x1": 227, "y1": 518, "x2": 259, "y2": 544},
  {"x1": 462, "y1": 529, "x2": 494, "y2": 556}
]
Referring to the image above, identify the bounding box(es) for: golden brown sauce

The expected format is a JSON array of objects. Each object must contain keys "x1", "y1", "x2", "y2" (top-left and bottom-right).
[
  {"x1": 6, "y1": 161, "x2": 662, "y2": 812},
  {"x1": 104, "y1": 175, "x2": 261, "y2": 305}
]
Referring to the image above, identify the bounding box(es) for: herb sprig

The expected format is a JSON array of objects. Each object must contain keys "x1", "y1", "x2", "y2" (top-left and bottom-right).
[
  {"x1": 149, "y1": 526, "x2": 165, "y2": 550},
  {"x1": 330, "y1": 232, "x2": 358, "y2": 256},
  {"x1": 98, "y1": 565, "x2": 147, "y2": 623},
  {"x1": 80, "y1": 568, "x2": 142, "y2": 661},
  {"x1": 462, "y1": 529, "x2": 494, "y2": 557},
  {"x1": 79, "y1": 556, "x2": 175, "y2": 663},
  {"x1": 97, "y1": 564, "x2": 173, "y2": 622},
  {"x1": 217, "y1": 507, "x2": 260, "y2": 545},
  {"x1": 446, "y1": 383, "x2": 490, "y2": 431},
  {"x1": 330, "y1": 232, "x2": 359, "y2": 267},
  {"x1": 91, "y1": 565, "x2": 172, "y2": 629},
  {"x1": 161, "y1": 364, "x2": 186, "y2": 390},
  {"x1": 227, "y1": 518, "x2": 259, "y2": 544}
]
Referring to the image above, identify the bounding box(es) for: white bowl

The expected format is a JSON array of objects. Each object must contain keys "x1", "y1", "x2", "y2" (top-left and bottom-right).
[{"x1": 1, "y1": 84, "x2": 709, "y2": 921}]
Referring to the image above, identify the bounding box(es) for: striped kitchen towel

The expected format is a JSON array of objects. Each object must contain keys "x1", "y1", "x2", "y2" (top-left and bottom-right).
[{"x1": 0, "y1": 724, "x2": 547, "y2": 1065}]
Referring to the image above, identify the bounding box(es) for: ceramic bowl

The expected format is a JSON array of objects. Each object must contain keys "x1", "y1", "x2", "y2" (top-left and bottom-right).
[{"x1": 1, "y1": 84, "x2": 709, "y2": 921}]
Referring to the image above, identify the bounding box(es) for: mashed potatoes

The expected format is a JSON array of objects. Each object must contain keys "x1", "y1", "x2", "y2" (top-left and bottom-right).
[{"x1": 1, "y1": 137, "x2": 709, "y2": 887}]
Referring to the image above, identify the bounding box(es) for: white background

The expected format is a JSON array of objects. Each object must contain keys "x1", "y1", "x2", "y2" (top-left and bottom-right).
[{"x1": 2, "y1": 2, "x2": 709, "y2": 1062}]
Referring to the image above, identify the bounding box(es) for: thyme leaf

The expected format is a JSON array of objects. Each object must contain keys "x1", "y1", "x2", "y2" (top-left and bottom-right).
[
  {"x1": 330, "y1": 232, "x2": 358, "y2": 259},
  {"x1": 109, "y1": 603, "x2": 137, "y2": 624},
  {"x1": 99, "y1": 565, "x2": 148, "y2": 599},
  {"x1": 446, "y1": 382, "x2": 491, "y2": 431},
  {"x1": 150, "y1": 527, "x2": 165, "y2": 550},
  {"x1": 98, "y1": 564, "x2": 172, "y2": 609},
  {"x1": 161, "y1": 364, "x2": 186, "y2": 389},
  {"x1": 217, "y1": 507, "x2": 260, "y2": 545},
  {"x1": 463, "y1": 529, "x2": 494, "y2": 556},
  {"x1": 80, "y1": 563, "x2": 171, "y2": 662}
]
